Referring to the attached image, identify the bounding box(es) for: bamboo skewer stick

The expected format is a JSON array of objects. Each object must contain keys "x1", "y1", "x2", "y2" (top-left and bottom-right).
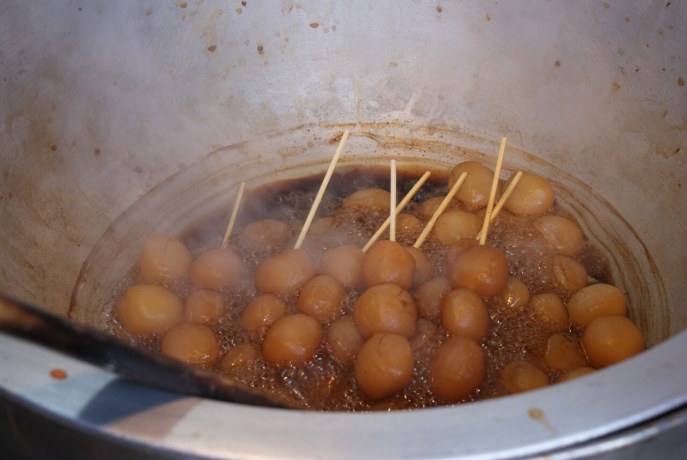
[
  {"x1": 389, "y1": 159, "x2": 397, "y2": 242},
  {"x1": 221, "y1": 181, "x2": 246, "y2": 249},
  {"x1": 475, "y1": 170, "x2": 523, "y2": 241},
  {"x1": 478, "y1": 137, "x2": 507, "y2": 245},
  {"x1": 413, "y1": 171, "x2": 468, "y2": 249},
  {"x1": 362, "y1": 170, "x2": 431, "y2": 252},
  {"x1": 294, "y1": 129, "x2": 350, "y2": 250}
]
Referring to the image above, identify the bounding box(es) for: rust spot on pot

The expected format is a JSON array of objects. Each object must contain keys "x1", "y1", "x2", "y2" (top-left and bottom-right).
[
  {"x1": 309, "y1": 22, "x2": 319, "y2": 29},
  {"x1": 528, "y1": 407, "x2": 556, "y2": 434},
  {"x1": 50, "y1": 369, "x2": 68, "y2": 380}
]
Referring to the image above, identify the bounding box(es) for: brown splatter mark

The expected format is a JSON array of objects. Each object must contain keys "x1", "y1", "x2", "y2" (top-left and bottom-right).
[
  {"x1": 554, "y1": 60, "x2": 561, "y2": 68},
  {"x1": 309, "y1": 22, "x2": 319, "y2": 28},
  {"x1": 135, "y1": 166, "x2": 143, "y2": 174},
  {"x1": 50, "y1": 144, "x2": 57, "y2": 152},
  {"x1": 485, "y1": 13, "x2": 491, "y2": 21},
  {"x1": 94, "y1": 148, "x2": 101, "y2": 156},
  {"x1": 624, "y1": 16, "x2": 631, "y2": 23},
  {"x1": 388, "y1": 61, "x2": 398, "y2": 68},
  {"x1": 528, "y1": 407, "x2": 556, "y2": 434},
  {"x1": 50, "y1": 369, "x2": 68, "y2": 380},
  {"x1": 77, "y1": 7, "x2": 82, "y2": 12},
  {"x1": 242, "y1": 1, "x2": 247, "y2": 5},
  {"x1": 679, "y1": 78, "x2": 685, "y2": 87},
  {"x1": 180, "y1": 2, "x2": 188, "y2": 8},
  {"x1": 436, "y1": 5, "x2": 443, "y2": 13},
  {"x1": 618, "y1": 47, "x2": 624, "y2": 56},
  {"x1": 611, "y1": 82, "x2": 621, "y2": 92},
  {"x1": 144, "y1": 8, "x2": 152, "y2": 15},
  {"x1": 236, "y1": 7, "x2": 242, "y2": 14},
  {"x1": 635, "y1": 66, "x2": 641, "y2": 73},
  {"x1": 257, "y1": 44, "x2": 264, "y2": 54},
  {"x1": 666, "y1": 1, "x2": 671, "y2": 6},
  {"x1": 603, "y1": 2, "x2": 609, "y2": 8},
  {"x1": 207, "y1": 45, "x2": 217, "y2": 52}
]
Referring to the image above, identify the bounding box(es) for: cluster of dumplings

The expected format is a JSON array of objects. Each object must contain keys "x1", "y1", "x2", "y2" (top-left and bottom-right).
[{"x1": 115, "y1": 160, "x2": 646, "y2": 409}]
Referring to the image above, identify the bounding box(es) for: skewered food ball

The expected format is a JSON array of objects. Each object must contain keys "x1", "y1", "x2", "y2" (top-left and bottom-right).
[
  {"x1": 297, "y1": 274, "x2": 345, "y2": 322},
  {"x1": 533, "y1": 215, "x2": 584, "y2": 256},
  {"x1": 396, "y1": 213, "x2": 424, "y2": 239},
  {"x1": 190, "y1": 248, "x2": 244, "y2": 290},
  {"x1": 353, "y1": 283, "x2": 417, "y2": 338},
  {"x1": 441, "y1": 288, "x2": 490, "y2": 341},
  {"x1": 363, "y1": 240, "x2": 416, "y2": 289},
  {"x1": 568, "y1": 283, "x2": 627, "y2": 328},
  {"x1": 117, "y1": 284, "x2": 183, "y2": 335},
  {"x1": 183, "y1": 289, "x2": 225, "y2": 325},
  {"x1": 160, "y1": 323, "x2": 219, "y2": 367},
  {"x1": 355, "y1": 332, "x2": 413, "y2": 400},
  {"x1": 241, "y1": 294, "x2": 287, "y2": 334},
  {"x1": 581, "y1": 315, "x2": 645, "y2": 368},
  {"x1": 255, "y1": 249, "x2": 316, "y2": 295},
  {"x1": 319, "y1": 244, "x2": 365, "y2": 288},
  {"x1": 326, "y1": 315, "x2": 365, "y2": 363},
  {"x1": 415, "y1": 277, "x2": 451, "y2": 320},
  {"x1": 240, "y1": 219, "x2": 291, "y2": 248},
  {"x1": 139, "y1": 234, "x2": 192, "y2": 285},
  {"x1": 342, "y1": 188, "x2": 391, "y2": 211},
  {"x1": 405, "y1": 245, "x2": 433, "y2": 285},
  {"x1": 433, "y1": 209, "x2": 481, "y2": 245},
  {"x1": 449, "y1": 161, "x2": 497, "y2": 211},
  {"x1": 447, "y1": 245, "x2": 509, "y2": 297},
  {"x1": 501, "y1": 361, "x2": 550, "y2": 394},
  {"x1": 499, "y1": 277, "x2": 530, "y2": 313},
  {"x1": 430, "y1": 336, "x2": 486, "y2": 402},
  {"x1": 529, "y1": 293, "x2": 569, "y2": 332},
  {"x1": 262, "y1": 314, "x2": 323, "y2": 364},
  {"x1": 504, "y1": 172, "x2": 554, "y2": 216}
]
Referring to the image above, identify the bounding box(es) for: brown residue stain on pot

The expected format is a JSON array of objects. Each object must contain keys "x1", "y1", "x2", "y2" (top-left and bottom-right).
[
  {"x1": 50, "y1": 144, "x2": 58, "y2": 152},
  {"x1": 436, "y1": 5, "x2": 443, "y2": 13},
  {"x1": 144, "y1": 8, "x2": 152, "y2": 16},
  {"x1": 624, "y1": 16, "x2": 631, "y2": 23},
  {"x1": 50, "y1": 368, "x2": 68, "y2": 380},
  {"x1": 554, "y1": 60, "x2": 561, "y2": 68},
  {"x1": 485, "y1": 13, "x2": 491, "y2": 21},
  {"x1": 207, "y1": 45, "x2": 217, "y2": 52},
  {"x1": 94, "y1": 148, "x2": 101, "y2": 156},
  {"x1": 257, "y1": 44, "x2": 264, "y2": 55},
  {"x1": 389, "y1": 61, "x2": 398, "y2": 68},
  {"x1": 179, "y1": 2, "x2": 188, "y2": 8},
  {"x1": 603, "y1": 2, "x2": 609, "y2": 8},
  {"x1": 528, "y1": 407, "x2": 556, "y2": 434},
  {"x1": 236, "y1": 8, "x2": 242, "y2": 14},
  {"x1": 679, "y1": 78, "x2": 685, "y2": 87},
  {"x1": 611, "y1": 82, "x2": 621, "y2": 92},
  {"x1": 309, "y1": 22, "x2": 319, "y2": 29}
]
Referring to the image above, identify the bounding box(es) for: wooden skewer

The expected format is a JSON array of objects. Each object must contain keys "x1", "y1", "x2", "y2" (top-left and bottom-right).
[
  {"x1": 475, "y1": 171, "x2": 523, "y2": 241},
  {"x1": 413, "y1": 171, "x2": 468, "y2": 249},
  {"x1": 221, "y1": 181, "x2": 246, "y2": 249},
  {"x1": 390, "y1": 159, "x2": 397, "y2": 242},
  {"x1": 294, "y1": 129, "x2": 350, "y2": 250},
  {"x1": 362, "y1": 170, "x2": 431, "y2": 252},
  {"x1": 478, "y1": 137, "x2": 507, "y2": 245}
]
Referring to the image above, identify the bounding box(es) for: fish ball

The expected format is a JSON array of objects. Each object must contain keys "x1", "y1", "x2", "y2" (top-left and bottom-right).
[
  {"x1": 190, "y1": 248, "x2": 244, "y2": 290},
  {"x1": 139, "y1": 234, "x2": 192, "y2": 285},
  {"x1": 557, "y1": 367, "x2": 595, "y2": 383},
  {"x1": 241, "y1": 294, "x2": 287, "y2": 333},
  {"x1": 405, "y1": 246, "x2": 433, "y2": 285},
  {"x1": 396, "y1": 213, "x2": 424, "y2": 239},
  {"x1": 447, "y1": 245, "x2": 509, "y2": 297},
  {"x1": 500, "y1": 277, "x2": 530, "y2": 314},
  {"x1": 184, "y1": 289, "x2": 225, "y2": 325},
  {"x1": 533, "y1": 216, "x2": 584, "y2": 256},
  {"x1": 529, "y1": 293, "x2": 569, "y2": 331},
  {"x1": 319, "y1": 244, "x2": 364, "y2": 289},
  {"x1": 501, "y1": 361, "x2": 549, "y2": 394},
  {"x1": 430, "y1": 336, "x2": 485, "y2": 402},
  {"x1": 363, "y1": 240, "x2": 416, "y2": 290},
  {"x1": 441, "y1": 289, "x2": 490, "y2": 341},
  {"x1": 581, "y1": 315, "x2": 645, "y2": 368},
  {"x1": 355, "y1": 332, "x2": 413, "y2": 400},
  {"x1": 568, "y1": 283, "x2": 627, "y2": 328},
  {"x1": 353, "y1": 283, "x2": 417, "y2": 338},
  {"x1": 326, "y1": 315, "x2": 365, "y2": 363},
  {"x1": 117, "y1": 284, "x2": 183, "y2": 335},
  {"x1": 262, "y1": 314, "x2": 323, "y2": 364},
  {"x1": 240, "y1": 219, "x2": 291, "y2": 248},
  {"x1": 543, "y1": 333, "x2": 587, "y2": 372},
  {"x1": 449, "y1": 161, "x2": 496, "y2": 211},
  {"x1": 443, "y1": 238, "x2": 480, "y2": 274},
  {"x1": 342, "y1": 188, "x2": 390, "y2": 211},
  {"x1": 504, "y1": 172, "x2": 554, "y2": 216},
  {"x1": 297, "y1": 275, "x2": 345, "y2": 322},
  {"x1": 255, "y1": 249, "x2": 316, "y2": 295},
  {"x1": 433, "y1": 209, "x2": 481, "y2": 245},
  {"x1": 415, "y1": 277, "x2": 451, "y2": 320},
  {"x1": 160, "y1": 323, "x2": 219, "y2": 367},
  {"x1": 219, "y1": 343, "x2": 260, "y2": 372},
  {"x1": 552, "y1": 255, "x2": 588, "y2": 293}
]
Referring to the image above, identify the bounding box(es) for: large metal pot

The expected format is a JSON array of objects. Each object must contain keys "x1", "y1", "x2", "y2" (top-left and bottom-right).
[{"x1": 1, "y1": 1, "x2": 685, "y2": 458}]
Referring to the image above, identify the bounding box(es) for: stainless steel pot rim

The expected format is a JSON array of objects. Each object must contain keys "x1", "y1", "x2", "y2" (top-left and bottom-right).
[{"x1": 2, "y1": 329, "x2": 685, "y2": 460}]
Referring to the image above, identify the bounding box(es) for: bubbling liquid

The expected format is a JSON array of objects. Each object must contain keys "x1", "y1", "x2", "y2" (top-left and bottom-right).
[{"x1": 109, "y1": 165, "x2": 645, "y2": 410}]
